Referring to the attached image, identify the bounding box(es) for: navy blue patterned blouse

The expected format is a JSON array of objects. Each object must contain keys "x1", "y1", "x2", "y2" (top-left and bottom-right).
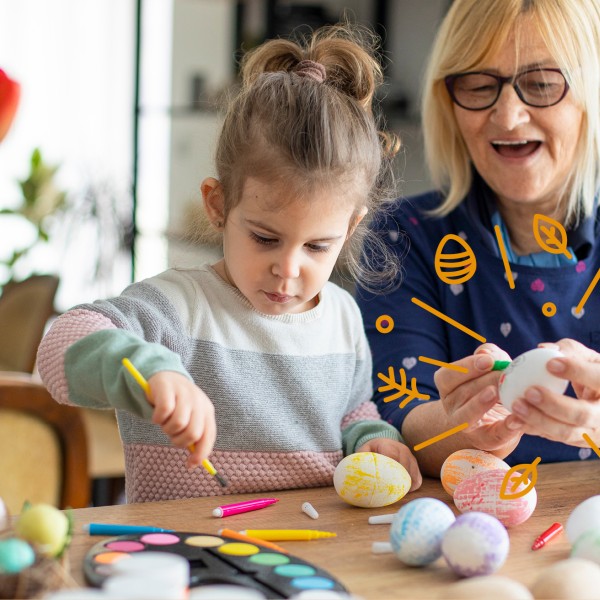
[{"x1": 357, "y1": 175, "x2": 600, "y2": 465}]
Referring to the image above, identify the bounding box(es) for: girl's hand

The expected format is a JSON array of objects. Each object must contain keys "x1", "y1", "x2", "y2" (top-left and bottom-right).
[
  {"x1": 357, "y1": 438, "x2": 423, "y2": 491},
  {"x1": 510, "y1": 339, "x2": 600, "y2": 447},
  {"x1": 146, "y1": 371, "x2": 217, "y2": 468},
  {"x1": 433, "y1": 343, "x2": 523, "y2": 457}
]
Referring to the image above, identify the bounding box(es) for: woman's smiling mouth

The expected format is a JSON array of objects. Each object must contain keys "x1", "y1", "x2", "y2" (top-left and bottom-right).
[{"x1": 491, "y1": 139, "x2": 542, "y2": 158}]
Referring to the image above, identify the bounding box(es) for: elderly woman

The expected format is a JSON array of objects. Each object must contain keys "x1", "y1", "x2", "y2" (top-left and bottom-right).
[{"x1": 358, "y1": 0, "x2": 600, "y2": 475}]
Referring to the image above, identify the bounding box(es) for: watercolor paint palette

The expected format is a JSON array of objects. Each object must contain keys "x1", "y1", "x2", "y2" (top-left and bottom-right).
[{"x1": 84, "y1": 531, "x2": 347, "y2": 598}]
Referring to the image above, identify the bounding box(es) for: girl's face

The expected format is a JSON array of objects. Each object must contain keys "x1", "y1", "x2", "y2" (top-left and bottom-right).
[
  {"x1": 208, "y1": 176, "x2": 363, "y2": 315},
  {"x1": 452, "y1": 17, "x2": 584, "y2": 216}
]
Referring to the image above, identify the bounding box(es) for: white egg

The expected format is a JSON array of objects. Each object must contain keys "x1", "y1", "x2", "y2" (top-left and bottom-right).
[
  {"x1": 439, "y1": 576, "x2": 533, "y2": 600},
  {"x1": 441, "y1": 512, "x2": 509, "y2": 577},
  {"x1": 333, "y1": 452, "x2": 411, "y2": 508},
  {"x1": 498, "y1": 348, "x2": 568, "y2": 412},
  {"x1": 571, "y1": 527, "x2": 600, "y2": 565},
  {"x1": 566, "y1": 496, "x2": 600, "y2": 544},
  {"x1": 530, "y1": 558, "x2": 600, "y2": 599},
  {"x1": 389, "y1": 497, "x2": 456, "y2": 566}
]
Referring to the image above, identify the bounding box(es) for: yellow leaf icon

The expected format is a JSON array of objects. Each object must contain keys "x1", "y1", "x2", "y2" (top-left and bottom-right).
[
  {"x1": 533, "y1": 214, "x2": 572, "y2": 260},
  {"x1": 499, "y1": 456, "x2": 541, "y2": 500}
]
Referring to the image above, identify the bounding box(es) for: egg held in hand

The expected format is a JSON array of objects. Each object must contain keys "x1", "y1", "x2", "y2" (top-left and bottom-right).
[
  {"x1": 498, "y1": 348, "x2": 568, "y2": 412},
  {"x1": 333, "y1": 452, "x2": 411, "y2": 508}
]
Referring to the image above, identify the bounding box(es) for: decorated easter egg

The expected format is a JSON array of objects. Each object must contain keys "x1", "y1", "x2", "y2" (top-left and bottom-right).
[
  {"x1": 389, "y1": 497, "x2": 456, "y2": 566},
  {"x1": 441, "y1": 449, "x2": 510, "y2": 496},
  {"x1": 15, "y1": 503, "x2": 71, "y2": 557},
  {"x1": 441, "y1": 512, "x2": 509, "y2": 577},
  {"x1": 434, "y1": 233, "x2": 477, "y2": 285},
  {"x1": 566, "y1": 495, "x2": 600, "y2": 544},
  {"x1": 439, "y1": 576, "x2": 534, "y2": 599},
  {"x1": 0, "y1": 538, "x2": 35, "y2": 574},
  {"x1": 571, "y1": 527, "x2": 600, "y2": 565},
  {"x1": 454, "y1": 468, "x2": 537, "y2": 527},
  {"x1": 333, "y1": 452, "x2": 411, "y2": 508},
  {"x1": 530, "y1": 558, "x2": 600, "y2": 599},
  {"x1": 498, "y1": 348, "x2": 568, "y2": 412}
]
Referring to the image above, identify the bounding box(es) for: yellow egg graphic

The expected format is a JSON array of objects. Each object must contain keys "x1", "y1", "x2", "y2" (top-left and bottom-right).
[
  {"x1": 333, "y1": 452, "x2": 411, "y2": 508},
  {"x1": 435, "y1": 234, "x2": 477, "y2": 285},
  {"x1": 441, "y1": 449, "x2": 509, "y2": 496}
]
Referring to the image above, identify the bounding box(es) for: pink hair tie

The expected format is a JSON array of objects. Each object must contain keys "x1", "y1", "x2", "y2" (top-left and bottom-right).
[{"x1": 294, "y1": 60, "x2": 326, "y2": 83}]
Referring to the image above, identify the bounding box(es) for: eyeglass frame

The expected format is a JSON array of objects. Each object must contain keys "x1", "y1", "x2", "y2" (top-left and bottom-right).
[{"x1": 444, "y1": 68, "x2": 570, "y2": 111}]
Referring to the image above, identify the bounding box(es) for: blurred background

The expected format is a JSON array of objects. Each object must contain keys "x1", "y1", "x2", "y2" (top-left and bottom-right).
[{"x1": 0, "y1": 0, "x2": 451, "y2": 311}]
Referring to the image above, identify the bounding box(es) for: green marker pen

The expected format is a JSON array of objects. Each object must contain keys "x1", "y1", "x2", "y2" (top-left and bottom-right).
[{"x1": 492, "y1": 360, "x2": 511, "y2": 371}]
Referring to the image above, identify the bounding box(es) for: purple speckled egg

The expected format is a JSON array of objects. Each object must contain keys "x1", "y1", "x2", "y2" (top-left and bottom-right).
[
  {"x1": 453, "y1": 468, "x2": 537, "y2": 527},
  {"x1": 442, "y1": 512, "x2": 509, "y2": 577}
]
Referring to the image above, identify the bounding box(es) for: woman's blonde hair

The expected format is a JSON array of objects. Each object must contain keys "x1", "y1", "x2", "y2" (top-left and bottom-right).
[
  {"x1": 213, "y1": 23, "x2": 401, "y2": 291},
  {"x1": 422, "y1": 0, "x2": 600, "y2": 226}
]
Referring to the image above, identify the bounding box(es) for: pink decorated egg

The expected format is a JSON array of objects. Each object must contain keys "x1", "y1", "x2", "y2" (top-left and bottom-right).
[
  {"x1": 441, "y1": 449, "x2": 510, "y2": 497},
  {"x1": 453, "y1": 468, "x2": 537, "y2": 527}
]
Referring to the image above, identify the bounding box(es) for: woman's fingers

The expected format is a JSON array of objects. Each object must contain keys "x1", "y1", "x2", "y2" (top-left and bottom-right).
[
  {"x1": 547, "y1": 356, "x2": 600, "y2": 400},
  {"x1": 434, "y1": 353, "x2": 495, "y2": 400}
]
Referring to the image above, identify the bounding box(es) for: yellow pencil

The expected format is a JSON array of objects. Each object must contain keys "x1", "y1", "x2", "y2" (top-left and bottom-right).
[
  {"x1": 240, "y1": 529, "x2": 337, "y2": 541},
  {"x1": 121, "y1": 357, "x2": 228, "y2": 487}
]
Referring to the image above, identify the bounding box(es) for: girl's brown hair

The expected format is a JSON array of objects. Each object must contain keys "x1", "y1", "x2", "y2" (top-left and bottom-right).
[{"x1": 213, "y1": 22, "x2": 401, "y2": 291}]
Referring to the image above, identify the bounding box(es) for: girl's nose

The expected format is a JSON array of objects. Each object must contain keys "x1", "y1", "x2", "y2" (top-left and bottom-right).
[
  {"x1": 489, "y1": 84, "x2": 531, "y2": 130},
  {"x1": 272, "y1": 249, "x2": 301, "y2": 279}
]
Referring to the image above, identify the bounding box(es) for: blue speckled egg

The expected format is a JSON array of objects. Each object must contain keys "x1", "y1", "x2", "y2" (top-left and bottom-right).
[
  {"x1": 390, "y1": 497, "x2": 456, "y2": 566},
  {"x1": 442, "y1": 512, "x2": 509, "y2": 577},
  {"x1": 0, "y1": 538, "x2": 35, "y2": 573}
]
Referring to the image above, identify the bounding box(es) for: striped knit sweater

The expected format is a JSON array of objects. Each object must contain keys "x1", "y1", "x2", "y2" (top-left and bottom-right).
[{"x1": 37, "y1": 265, "x2": 401, "y2": 502}]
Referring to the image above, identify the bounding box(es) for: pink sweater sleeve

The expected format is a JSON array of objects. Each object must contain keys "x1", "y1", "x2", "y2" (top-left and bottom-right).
[
  {"x1": 37, "y1": 308, "x2": 117, "y2": 405},
  {"x1": 340, "y1": 400, "x2": 381, "y2": 429}
]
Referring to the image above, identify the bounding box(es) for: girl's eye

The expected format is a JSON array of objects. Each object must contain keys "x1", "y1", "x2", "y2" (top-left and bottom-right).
[
  {"x1": 306, "y1": 244, "x2": 330, "y2": 253},
  {"x1": 250, "y1": 232, "x2": 277, "y2": 245}
]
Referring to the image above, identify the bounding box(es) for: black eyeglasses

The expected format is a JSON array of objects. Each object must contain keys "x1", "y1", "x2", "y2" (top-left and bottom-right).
[{"x1": 444, "y1": 68, "x2": 569, "y2": 110}]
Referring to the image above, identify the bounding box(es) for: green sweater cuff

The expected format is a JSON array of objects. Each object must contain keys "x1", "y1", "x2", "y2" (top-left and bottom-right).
[
  {"x1": 342, "y1": 420, "x2": 403, "y2": 455},
  {"x1": 65, "y1": 329, "x2": 191, "y2": 419}
]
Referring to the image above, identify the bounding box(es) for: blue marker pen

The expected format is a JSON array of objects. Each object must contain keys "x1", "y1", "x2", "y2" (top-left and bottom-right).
[{"x1": 84, "y1": 523, "x2": 175, "y2": 536}]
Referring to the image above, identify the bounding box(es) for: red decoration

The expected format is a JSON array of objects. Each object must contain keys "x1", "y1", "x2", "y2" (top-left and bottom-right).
[{"x1": 0, "y1": 69, "x2": 20, "y2": 142}]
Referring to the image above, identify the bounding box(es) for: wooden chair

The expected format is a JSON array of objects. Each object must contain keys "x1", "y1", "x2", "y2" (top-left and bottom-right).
[
  {"x1": 0, "y1": 274, "x2": 59, "y2": 373},
  {"x1": 0, "y1": 374, "x2": 90, "y2": 513}
]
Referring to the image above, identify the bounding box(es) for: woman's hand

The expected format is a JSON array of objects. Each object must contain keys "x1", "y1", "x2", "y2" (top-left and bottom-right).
[
  {"x1": 357, "y1": 438, "x2": 423, "y2": 491},
  {"x1": 147, "y1": 371, "x2": 217, "y2": 468},
  {"x1": 510, "y1": 339, "x2": 600, "y2": 447},
  {"x1": 434, "y1": 343, "x2": 524, "y2": 457}
]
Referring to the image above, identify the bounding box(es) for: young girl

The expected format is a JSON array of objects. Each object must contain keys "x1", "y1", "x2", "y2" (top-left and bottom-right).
[{"x1": 37, "y1": 23, "x2": 421, "y2": 502}]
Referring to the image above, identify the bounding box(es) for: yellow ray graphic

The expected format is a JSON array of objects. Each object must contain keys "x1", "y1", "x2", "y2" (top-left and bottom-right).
[
  {"x1": 411, "y1": 297, "x2": 486, "y2": 343},
  {"x1": 575, "y1": 268, "x2": 600, "y2": 316},
  {"x1": 413, "y1": 423, "x2": 469, "y2": 452},
  {"x1": 418, "y1": 356, "x2": 468, "y2": 373},
  {"x1": 582, "y1": 433, "x2": 600, "y2": 459},
  {"x1": 494, "y1": 225, "x2": 515, "y2": 290}
]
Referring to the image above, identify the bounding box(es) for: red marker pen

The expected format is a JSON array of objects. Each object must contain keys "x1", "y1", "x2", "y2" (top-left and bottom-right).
[
  {"x1": 212, "y1": 498, "x2": 279, "y2": 518},
  {"x1": 532, "y1": 522, "x2": 563, "y2": 550}
]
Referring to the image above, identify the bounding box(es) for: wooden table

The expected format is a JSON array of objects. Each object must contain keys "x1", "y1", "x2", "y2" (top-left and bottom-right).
[{"x1": 63, "y1": 461, "x2": 597, "y2": 599}]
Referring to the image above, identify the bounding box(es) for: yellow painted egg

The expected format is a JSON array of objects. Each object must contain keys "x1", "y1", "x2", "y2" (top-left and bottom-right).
[
  {"x1": 434, "y1": 233, "x2": 477, "y2": 285},
  {"x1": 454, "y1": 469, "x2": 537, "y2": 527},
  {"x1": 441, "y1": 449, "x2": 510, "y2": 496},
  {"x1": 333, "y1": 452, "x2": 411, "y2": 508}
]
